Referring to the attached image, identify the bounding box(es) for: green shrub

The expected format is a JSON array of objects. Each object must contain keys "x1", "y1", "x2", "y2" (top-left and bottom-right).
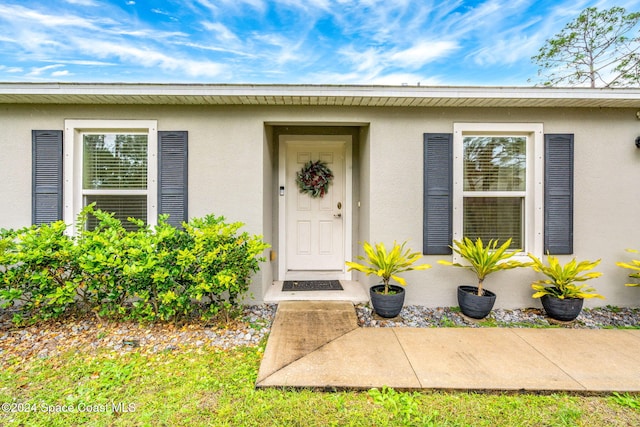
[
  {"x1": 0, "y1": 221, "x2": 79, "y2": 322},
  {"x1": 0, "y1": 205, "x2": 270, "y2": 323},
  {"x1": 74, "y1": 207, "x2": 132, "y2": 318},
  {"x1": 180, "y1": 214, "x2": 270, "y2": 318}
]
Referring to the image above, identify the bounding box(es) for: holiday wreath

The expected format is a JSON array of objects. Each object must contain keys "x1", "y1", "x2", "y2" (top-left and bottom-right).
[{"x1": 296, "y1": 160, "x2": 334, "y2": 198}]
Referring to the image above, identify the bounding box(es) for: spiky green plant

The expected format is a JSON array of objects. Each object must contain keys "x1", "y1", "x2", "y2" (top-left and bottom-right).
[
  {"x1": 616, "y1": 249, "x2": 640, "y2": 287},
  {"x1": 528, "y1": 253, "x2": 604, "y2": 299},
  {"x1": 438, "y1": 237, "x2": 525, "y2": 296},
  {"x1": 346, "y1": 241, "x2": 431, "y2": 294}
]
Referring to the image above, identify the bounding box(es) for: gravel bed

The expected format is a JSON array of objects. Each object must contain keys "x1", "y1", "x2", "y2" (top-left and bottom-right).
[
  {"x1": 2, "y1": 303, "x2": 639, "y2": 366},
  {"x1": 356, "y1": 304, "x2": 640, "y2": 329},
  {"x1": 0, "y1": 304, "x2": 277, "y2": 365}
]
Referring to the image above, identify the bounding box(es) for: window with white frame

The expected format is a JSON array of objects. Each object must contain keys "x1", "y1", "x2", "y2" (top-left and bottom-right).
[
  {"x1": 64, "y1": 120, "x2": 158, "y2": 231},
  {"x1": 453, "y1": 123, "x2": 543, "y2": 258}
]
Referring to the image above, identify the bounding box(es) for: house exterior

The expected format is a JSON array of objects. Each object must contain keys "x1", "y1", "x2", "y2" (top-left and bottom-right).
[{"x1": 1, "y1": 83, "x2": 640, "y2": 309}]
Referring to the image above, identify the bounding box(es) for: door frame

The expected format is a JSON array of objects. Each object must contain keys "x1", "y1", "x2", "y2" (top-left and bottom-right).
[{"x1": 278, "y1": 134, "x2": 353, "y2": 281}]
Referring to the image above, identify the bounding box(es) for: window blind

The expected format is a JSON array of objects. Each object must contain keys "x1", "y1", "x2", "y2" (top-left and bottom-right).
[
  {"x1": 82, "y1": 133, "x2": 149, "y2": 230},
  {"x1": 83, "y1": 134, "x2": 148, "y2": 190},
  {"x1": 463, "y1": 136, "x2": 526, "y2": 192},
  {"x1": 463, "y1": 197, "x2": 523, "y2": 248},
  {"x1": 84, "y1": 195, "x2": 147, "y2": 231}
]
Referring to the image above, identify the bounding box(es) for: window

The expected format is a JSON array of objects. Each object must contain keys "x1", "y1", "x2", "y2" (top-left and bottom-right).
[
  {"x1": 453, "y1": 123, "x2": 543, "y2": 259},
  {"x1": 64, "y1": 120, "x2": 158, "y2": 231}
]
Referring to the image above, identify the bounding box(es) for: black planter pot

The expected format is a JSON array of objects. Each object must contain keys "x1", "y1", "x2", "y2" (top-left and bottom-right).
[
  {"x1": 370, "y1": 284, "x2": 405, "y2": 318},
  {"x1": 457, "y1": 285, "x2": 496, "y2": 319},
  {"x1": 541, "y1": 294, "x2": 584, "y2": 321}
]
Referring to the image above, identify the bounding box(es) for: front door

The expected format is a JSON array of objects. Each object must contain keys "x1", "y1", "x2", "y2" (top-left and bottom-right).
[{"x1": 280, "y1": 136, "x2": 350, "y2": 279}]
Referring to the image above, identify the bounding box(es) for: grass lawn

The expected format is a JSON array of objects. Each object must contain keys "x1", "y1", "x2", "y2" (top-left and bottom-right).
[{"x1": 1, "y1": 340, "x2": 640, "y2": 427}]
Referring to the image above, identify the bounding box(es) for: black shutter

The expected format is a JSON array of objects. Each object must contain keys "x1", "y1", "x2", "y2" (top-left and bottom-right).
[
  {"x1": 32, "y1": 130, "x2": 63, "y2": 225},
  {"x1": 158, "y1": 131, "x2": 188, "y2": 228},
  {"x1": 544, "y1": 134, "x2": 573, "y2": 254},
  {"x1": 423, "y1": 133, "x2": 453, "y2": 255}
]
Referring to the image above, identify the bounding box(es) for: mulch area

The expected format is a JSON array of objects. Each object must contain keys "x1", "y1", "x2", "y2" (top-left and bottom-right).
[{"x1": 0, "y1": 310, "x2": 274, "y2": 368}]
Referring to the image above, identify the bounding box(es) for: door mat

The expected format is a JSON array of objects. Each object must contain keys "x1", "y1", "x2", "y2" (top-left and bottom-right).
[{"x1": 282, "y1": 280, "x2": 343, "y2": 291}]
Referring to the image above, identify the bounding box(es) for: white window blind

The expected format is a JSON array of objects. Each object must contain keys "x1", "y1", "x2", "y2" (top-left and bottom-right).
[
  {"x1": 83, "y1": 134, "x2": 148, "y2": 190},
  {"x1": 82, "y1": 133, "x2": 149, "y2": 230},
  {"x1": 462, "y1": 136, "x2": 526, "y2": 249}
]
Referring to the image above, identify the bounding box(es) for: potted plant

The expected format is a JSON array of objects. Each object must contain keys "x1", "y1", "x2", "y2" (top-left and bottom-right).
[
  {"x1": 616, "y1": 249, "x2": 640, "y2": 287},
  {"x1": 528, "y1": 253, "x2": 604, "y2": 321},
  {"x1": 438, "y1": 237, "x2": 525, "y2": 319},
  {"x1": 346, "y1": 241, "x2": 431, "y2": 318}
]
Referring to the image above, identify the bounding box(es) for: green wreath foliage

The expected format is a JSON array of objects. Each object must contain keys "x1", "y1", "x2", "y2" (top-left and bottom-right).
[{"x1": 295, "y1": 160, "x2": 334, "y2": 198}]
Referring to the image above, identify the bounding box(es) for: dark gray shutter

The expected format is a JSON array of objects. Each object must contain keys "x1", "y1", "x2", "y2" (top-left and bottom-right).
[
  {"x1": 32, "y1": 130, "x2": 63, "y2": 225},
  {"x1": 423, "y1": 133, "x2": 453, "y2": 255},
  {"x1": 158, "y1": 131, "x2": 188, "y2": 228},
  {"x1": 544, "y1": 134, "x2": 573, "y2": 254}
]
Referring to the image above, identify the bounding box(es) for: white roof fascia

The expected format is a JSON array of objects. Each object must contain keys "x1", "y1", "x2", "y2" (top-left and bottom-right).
[{"x1": 0, "y1": 83, "x2": 639, "y2": 107}]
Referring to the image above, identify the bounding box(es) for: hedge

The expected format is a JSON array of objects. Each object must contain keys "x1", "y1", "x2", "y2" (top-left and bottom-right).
[{"x1": 0, "y1": 205, "x2": 270, "y2": 324}]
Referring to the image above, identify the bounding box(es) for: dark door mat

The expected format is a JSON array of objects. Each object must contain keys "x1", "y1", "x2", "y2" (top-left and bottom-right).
[{"x1": 282, "y1": 280, "x2": 343, "y2": 291}]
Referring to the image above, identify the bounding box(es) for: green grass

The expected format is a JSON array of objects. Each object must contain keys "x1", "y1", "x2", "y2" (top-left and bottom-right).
[{"x1": 1, "y1": 343, "x2": 639, "y2": 427}]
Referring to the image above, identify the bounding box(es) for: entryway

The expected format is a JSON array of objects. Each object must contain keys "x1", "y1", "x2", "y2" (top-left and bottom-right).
[
  {"x1": 277, "y1": 134, "x2": 353, "y2": 281},
  {"x1": 263, "y1": 280, "x2": 368, "y2": 303}
]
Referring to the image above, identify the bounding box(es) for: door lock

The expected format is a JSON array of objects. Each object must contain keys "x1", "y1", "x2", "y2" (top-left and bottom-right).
[{"x1": 337, "y1": 202, "x2": 342, "y2": 209}]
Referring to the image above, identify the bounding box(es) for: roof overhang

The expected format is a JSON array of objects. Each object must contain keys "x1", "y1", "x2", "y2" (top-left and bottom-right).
[{"x1": 1, "y1": 83, "x2": 640, "y2": 108}]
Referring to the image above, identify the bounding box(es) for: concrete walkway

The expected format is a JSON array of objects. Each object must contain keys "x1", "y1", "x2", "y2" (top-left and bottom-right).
[{"x1": 256, "y1": 301, "x2": 640, "y2": 392}]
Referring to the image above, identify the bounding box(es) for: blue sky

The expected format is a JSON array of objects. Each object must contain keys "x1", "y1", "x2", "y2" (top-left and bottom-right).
[{"x1": 0, "y1": 0, "x2": 639, "y2": 86}]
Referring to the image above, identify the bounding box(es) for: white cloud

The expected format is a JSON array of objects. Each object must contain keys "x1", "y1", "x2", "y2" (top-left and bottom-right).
[
  {"x1": 176, "y1": 41, "x2": 258, "y2": 58},
  {"x1": 151, "y1": 8, "x2": 178, "y2": 21},
  {"x1": 202, "y1": 22, "x2": 242, "y2": 46},
  {"x1": 72, "y1": 38, "x2": 229, "y2": 78},
  {"x1": 191, "y1": 0, "x2": 267, "y2": 15},
  {"x1": 1, "y1": 0, "x2": 633, "y2": 85},
  {"x1": 251, "y1": 33, "x2": 306, "y2": 65},
  {"x1": 0, "y1": 4, "x2": 107, "y2": 30},
  {"x1": 0, "y1": 65, "x2": 23, "y2": 73},
  {"x1": 27, "y1": 64, "x2": 64, "y2": 77},
  {"x1": 471, "y1": 36, "x2": 541, "y2": 67},
  {"x1": 64, "y1": 0, "x2": 100, "y2": 5},
  {"x1": 51, "y1": 70, "x2": 71, "y2": 77},
  {"x1": 308, "y1": 68, "x2": 444, "y2": 85},
  {"x1": 369, "y1": 73, "x2": 444, "y2": 86},
  {"x1": 272, "y1": 0, "x2": 332, "y2": 14},
  {"x1": 41, "y1": 59, "x2": 117, "y2": 66},
  {"x1": 344, "y1": 47, "x2": 383, "y2": 73},
  {"x1": 336, "y1": 38, "x2": 458, "y2": 80},
  {"x1": 389, "y1": 41, "x2": 459, "y2": 69}
]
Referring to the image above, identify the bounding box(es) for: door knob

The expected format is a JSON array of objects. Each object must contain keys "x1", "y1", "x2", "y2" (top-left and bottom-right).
[{"x1": 334, "y1": 213, "x2": 342, "y2": 218}]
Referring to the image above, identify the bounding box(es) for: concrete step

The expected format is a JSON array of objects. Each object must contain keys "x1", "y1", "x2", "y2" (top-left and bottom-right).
[{"x1": 256, "y1": 300, "x2": 358, "y2": 384}]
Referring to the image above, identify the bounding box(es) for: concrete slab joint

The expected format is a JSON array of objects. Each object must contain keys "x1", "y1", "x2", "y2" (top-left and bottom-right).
[{"x1": 257, "y1": 301, "x2": 640, "y2": 392}]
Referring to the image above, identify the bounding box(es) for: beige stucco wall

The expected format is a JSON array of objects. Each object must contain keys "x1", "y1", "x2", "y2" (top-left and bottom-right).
[
  {"x1": 1, "y1": 103, "x2": 640, "y2": 308},
  {"x1": 361, "y1": 106, "x2": 640, "y2": 309},
  {"x1": 0, "y1": 104, "x2": 272, "y2": 301}
]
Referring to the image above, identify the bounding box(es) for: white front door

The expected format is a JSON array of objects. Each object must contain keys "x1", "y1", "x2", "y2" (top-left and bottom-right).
[{"x1": 279, "y1": 136, "x2": 351, "y2": 279}]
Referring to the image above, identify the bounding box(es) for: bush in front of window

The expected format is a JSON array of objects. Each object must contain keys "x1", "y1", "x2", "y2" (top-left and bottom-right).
[
  {"x1": 0, "y1": 221, "x2": 79, "y2": 323},
  {"x1": 0, "y1": 205, "x2": 270, "y2": 324}
]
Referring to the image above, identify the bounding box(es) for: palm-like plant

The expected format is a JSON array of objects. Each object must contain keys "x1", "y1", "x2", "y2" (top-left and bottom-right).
[
  {"x1": 616, "y1": 249, "x2": 640, "y2": 287},
  {"x1": 528, "y1": 253, "x2": 604, "y2": 299},
  {"x1": 346, "y1": 241, "x2": 431, "y2": 295},
  {"x1": 438, "y1": 237, "x2": 525, "y2": 296}
]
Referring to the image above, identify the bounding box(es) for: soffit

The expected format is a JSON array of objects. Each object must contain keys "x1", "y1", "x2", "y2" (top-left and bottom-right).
[{"x1": 0, "y1": 83, "x2": 639, "y2": 108}]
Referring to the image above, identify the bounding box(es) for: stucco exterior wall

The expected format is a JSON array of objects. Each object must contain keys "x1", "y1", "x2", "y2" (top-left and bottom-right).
[
  {"x1": 1, "y1": 103, "x2": 639, "y2": 308},
  {"x1": 360, "y1": 106, "x2": 640, "y2": 309}
]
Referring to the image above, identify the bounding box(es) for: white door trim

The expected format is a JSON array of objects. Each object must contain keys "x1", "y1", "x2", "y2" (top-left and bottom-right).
[{"x1": 278, "y1": 135, "x2": 352, "y2": 281}]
